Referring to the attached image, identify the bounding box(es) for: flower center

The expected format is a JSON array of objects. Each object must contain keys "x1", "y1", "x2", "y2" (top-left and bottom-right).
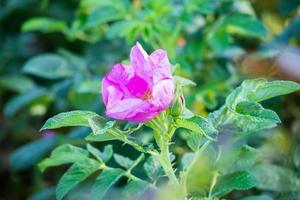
[{"x1": 126, "y1": 76, "x2": 151, "y2": 99}]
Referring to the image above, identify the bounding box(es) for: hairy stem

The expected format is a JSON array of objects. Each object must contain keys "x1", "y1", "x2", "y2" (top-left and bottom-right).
[{"x1": 159, "y1": 138, "x2": 179, "y2": 185}]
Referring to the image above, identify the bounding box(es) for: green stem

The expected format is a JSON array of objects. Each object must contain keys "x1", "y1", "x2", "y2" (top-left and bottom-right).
[
  {"x1": 181, "y1": 141, "x2": 211, "y2": 197},
  {"x1": 150, "y1": 114, "x2": 179, "y2": 186},
  {"x1": 208, "y1": 171, "x2": 219, "y2": 199},
  {"x1": 159, "y1": 139, "x2": 179, "y2": 185}
]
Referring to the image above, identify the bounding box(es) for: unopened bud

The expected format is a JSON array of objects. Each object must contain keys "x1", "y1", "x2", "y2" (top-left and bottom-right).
[{"x1": 171, "y1": 94, "x2": 185, "y2": 116}]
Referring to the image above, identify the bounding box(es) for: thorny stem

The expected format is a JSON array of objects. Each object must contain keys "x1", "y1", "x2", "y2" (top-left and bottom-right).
[
  {"x1": 151, "y1": 114, "x2": 179, "y2": 186},
  {"x1": 159, "y1": 137, "x2": 179, "y2": 185}
]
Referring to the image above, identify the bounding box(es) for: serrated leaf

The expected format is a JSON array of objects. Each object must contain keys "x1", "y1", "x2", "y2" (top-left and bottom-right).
[
  {"x1": 251, "y1": 163, "x2": 300, "y2": 191},
  {"x1": 120, "y1": 180, "x2": 151, "y2": 200},
  {"x1": 100, "y1": 145, "x2": 113, "y2": 162},
  {"x1": 56, "y1": 158, "x2": 101, "y2": 200},
  {"x1": 233, "y1": 101, "x2": 280, "y2": 132},
  {"x1": 10, "y1": 137, "x2": 57, "y2": 171},
  {"x1": 39, "y1": 144, "x2": 89, "y2": 172},
  {"x1": 23, "y1": 54, "x2": 73, "y2": 79},
  {"x1": 91, "y1": 168, "x2": 124, "y2": 200},
  {"x1": 88, "y1": 117, "x2": 115, "y2": 135},
  {"x1": 85, "y1": 132, "x2": 119, "y2": 142},
  {"x1": 87, "y1": 144, "x2": 113, "y2": 163},
  {"x1": 187, "y1": 131, "x2": 207, "y2": 151},
  {"x1": 22, "y1": 17, "x2": 67, "y2": 33},
  {"x1": 212, "y1": 171, "x2": 257, "y2": 197},
  {"x1": 86, "y1": 144, "x2": 104, "y2": 163},
  {"x1": 176, "y1": 116, "x2": 217, "y2": 141},
  {"x1": 41, "y1": 110, "x2": 100, "y2": 130},
  {"x1": 113, "y1": 154, "x2": 133, "y2": 169},
  {"x1": 144, "y1": 156, "x2": 163, "y2": 182},
  {"x1": 248, "y1": 80, "x2": 300, "y2": 102},
  {"x1": 226, "y1": 79, "x2": 300, "y2": 108}
]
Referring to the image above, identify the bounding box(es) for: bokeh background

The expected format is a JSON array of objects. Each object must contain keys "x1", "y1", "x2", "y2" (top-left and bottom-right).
[{"x1": 0, "y1": 0, "x2": 300, "y2": 199}]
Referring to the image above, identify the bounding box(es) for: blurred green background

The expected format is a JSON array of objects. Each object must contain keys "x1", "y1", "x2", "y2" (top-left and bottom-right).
[{"x1": 0, "y1": 0, "x2": 300, "y2": 199}]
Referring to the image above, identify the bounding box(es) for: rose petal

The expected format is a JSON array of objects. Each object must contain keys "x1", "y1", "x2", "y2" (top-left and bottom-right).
[
  {"x1": 130, "y1": 42, "x2": 153, "y2": 85},
  {"x1": 106, "y1": 85, "x2": 123, "y2": 109},
  {"x1": 150, "y1": 49, "x2": 172, "y2": 83},
  {"x1": 152, "y1": 78, "x2": 174, "y2": 109},
  {"x1": 126, "y1": 75, "x2": 150, "y2": 98},
  {"x1": 106, "y1": 63, "x2": 133, "y2": 85},
  {"x1": 106, "y1": 98, "x2": 157, "y2": 123}
]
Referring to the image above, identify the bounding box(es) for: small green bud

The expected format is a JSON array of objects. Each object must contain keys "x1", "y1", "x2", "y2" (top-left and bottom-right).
[{"x1": 171, "y1": 94, "x2": 185, "y2": 116}]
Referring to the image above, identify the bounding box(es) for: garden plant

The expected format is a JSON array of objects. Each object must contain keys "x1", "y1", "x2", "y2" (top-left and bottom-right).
[
  {"x1": 1, "y1": 0, "x2": 300, "y2": 200},
  {"x1": 40, "y1": 43, "x2": 300, "y2": 200}
]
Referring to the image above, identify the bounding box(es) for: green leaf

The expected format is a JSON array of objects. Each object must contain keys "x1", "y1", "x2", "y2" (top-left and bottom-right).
[
  {"x1": 207, "y1": 23, "x2": 231, "y2": 53},
  {"x1": 212, "y1": 79, "x2": 300, "y2": 132},
  {"x1": 28, "y1": 187, "x2": 55, "y2": 200},
  {"x1": 187, "y1": 131, "x2": 207, "y2": 151},
  {"x1": 86, "y1": 144, "x2": 103, "y2": 162},
  {"x1": 120, "y1": 180, "x2": 151, "y2": 200},
  {"x1": 226, "y1": 14, "x2": 267, "y2": 38},
  {"x1": 248, "y1": 80, "x2": 300, "y2": 102},
  {"x1": 107, "y1": 21, "x2": 138, "y2": 39},
  {"x1": 87, "y1": 144, "x2": 113, "y2": 163},
  {"x1": 4, "y1": 87, "x2": 49, "y2": 118},
  {"x1": 113, "y1": 154, "x2": 133, "y2": 169},
  {"x1": 100, "y1": 145, "x2": 113, "y2": 162},
  {"x1": 89, "y1": 117, "x2": 115, "y2": 135},
  {"x1": 207, "y1": 14, "x2": 267, "y2": 53},
  {"x1": 0, "y1": 75, "x2": 35, "y2": 92},
  {"x1": 41, "y1": 110, "x2": 100, "y2": 130},
  {"x1": 144, "y1": 156, "x2": 163, "y2": 182},
  {"x1": 241, "y1": 195, "x2": 273, "y2": 200},
  {"x1": 23, "y1": 54, "x2": 73, "y2": 79},
  {"x1": 276, "y1": 191, "x2": 300, "y2": 200},
  {"x1": 22, "y1": 17, "x2": 68, "y2": 33},
  {"x1": 91, "y1": 168, "x2": 124, "y2": 200},
  {"x1": 56, "y1": 158, "x2": 101, "y2": 200},
  {"x1": 10, "y1": 138, "x2": 57, "y2": 171},
  {"x1": 39, "y1": 144, "x2": 89, "y2": 172},
  {"x1": 212, "y1": 171, "x2": 257, "y2": 197},
  {"x1": 251, "y1": 163, "x2": 300, "y2": 191},
  {"x1": 85, "y1": 132, "x2": 119, "y2": 142},
  {"x1": 77, "y1": 80, "x2": 101, "y2": 94},
  {"x1": 185, "y1": 0, "x2": 217, "y2": 14},
  {"x1": 233, "y1": 101, "x2": 280, "y2": 132},
  {"x1": 226, "y1": 79, "x2": 300, "y2": 108},
  {"x1": 174, "y1": 75, "x2": 197, "y2": 87},
  {"x1": 87, "y1": 5, "x2": 124, "y2": 27},
  {"x1": 176, "y1": 116, "x2": 217, "y2": 141}
]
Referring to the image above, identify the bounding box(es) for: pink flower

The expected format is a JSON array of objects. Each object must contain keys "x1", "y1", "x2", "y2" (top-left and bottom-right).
[{"x1": 101, "y1": 42, "x2": 175, "y2": 123}]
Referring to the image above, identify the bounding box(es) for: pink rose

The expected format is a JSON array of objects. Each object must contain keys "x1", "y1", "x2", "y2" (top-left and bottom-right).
[{"x1": 101, "y1": 42, "x2": 175, "y2": 123}]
